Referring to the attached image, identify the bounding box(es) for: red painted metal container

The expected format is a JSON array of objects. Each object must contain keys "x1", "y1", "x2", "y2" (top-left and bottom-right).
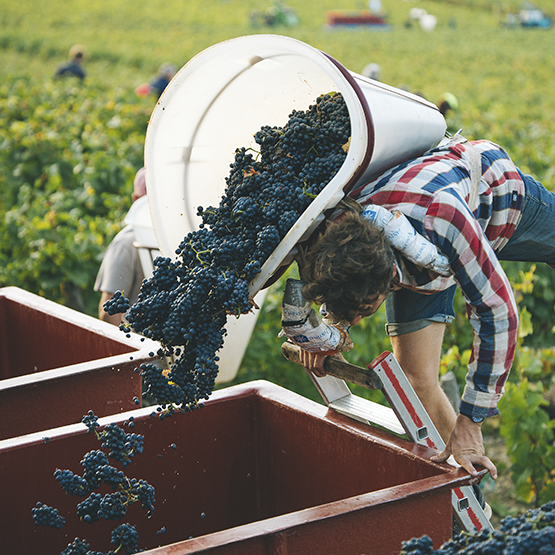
[
  {"x1": 0, "y1": 286, "x2": 159, "y2": 440},
  {"x1": 0, "y1": 380, "x2": 476, "y2": 555}
]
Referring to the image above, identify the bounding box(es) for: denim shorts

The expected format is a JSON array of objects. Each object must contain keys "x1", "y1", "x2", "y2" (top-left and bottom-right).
[{"x1": 386, "y1": 171, "x2": 555, "y2": 336}]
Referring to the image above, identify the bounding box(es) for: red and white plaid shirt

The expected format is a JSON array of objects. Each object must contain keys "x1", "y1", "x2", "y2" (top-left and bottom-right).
[{"x1": 349, "y1": 139, "x2": 525, "y2": 419}]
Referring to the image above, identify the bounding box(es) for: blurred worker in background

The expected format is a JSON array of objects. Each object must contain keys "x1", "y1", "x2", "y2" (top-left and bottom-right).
[
  {"x1": 149, "y1": 62, "x2": 177, "y2": 98},
  {"x1": 292, "y1": 135, "x2": 555, "y2": 483},
  {"x1": 436, "y1": 92, "x2": 461, "y2": 134},
  {"x1": 361, "y1": 62, "x2": 381, "y2": 81},
  {"x1": 135, "y1": 63, "x2": 177, "y2": 99},
  {"x1": 436, "y1": 92, "x2": 459, "y2": 117},
  {"x1": 94, "y1": 168, "x2": 146, "y2": 324},
  {"x1": 55, "y1": 45, "x2": 87, "y2": 81}
]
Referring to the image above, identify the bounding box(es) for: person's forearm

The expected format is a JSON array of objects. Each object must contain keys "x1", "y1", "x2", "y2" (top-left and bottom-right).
[{"x1": 461, "y1": 289, "x2": 518, "y2": 419}]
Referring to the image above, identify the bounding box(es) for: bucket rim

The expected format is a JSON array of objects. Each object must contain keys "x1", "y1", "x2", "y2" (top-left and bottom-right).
[{"x1": 144, "y1": 34, "x2": 374, "y2": 295}]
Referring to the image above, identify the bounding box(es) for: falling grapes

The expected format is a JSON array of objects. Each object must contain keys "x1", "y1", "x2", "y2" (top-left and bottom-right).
[
  {"x1": 104, "y1": 92, "x2": 351, "y2": 413},
  {"x1": 32, "y1": 502, "x2": 66, "y2": 529},
  {"x1": 34, "y1": 411, "x2": 152, "y2": 555}
]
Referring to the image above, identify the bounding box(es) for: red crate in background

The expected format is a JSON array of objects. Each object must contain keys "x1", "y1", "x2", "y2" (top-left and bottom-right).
[{"x1": 326, "y1": 10, "x2": 389, "y2": 27}]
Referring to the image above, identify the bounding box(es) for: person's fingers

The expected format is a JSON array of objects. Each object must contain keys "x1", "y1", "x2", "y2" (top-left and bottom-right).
[
  {"x1": 310, "y1": 355, "x2": 327, "y2": 377},
  {"x1": 430, "y1": 447, "x2": 451, "y2": 463},
  {"x1": 455, "y1": 455, "x2": 479, "y2": 477},
  {"x1": 435, "y1": 451, "x2": 498, "y2": 480},
  {"x1": 298, "y1": 349, "x2": 326, "y2": 377},
  {"x1": 473, "y1": 455, "x2": 497, "y2": 480}
]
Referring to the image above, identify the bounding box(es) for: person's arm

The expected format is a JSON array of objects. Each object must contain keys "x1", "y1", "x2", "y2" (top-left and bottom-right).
[
  {"x1": 94, "y1": 227, "x2": 139, "y2": 325},
  {"x1": 425, "y1": 191, "x2": 518, "y2": 477},
  {"x1": 429, "y1": 193, "x2": 518, "y2": 418}
]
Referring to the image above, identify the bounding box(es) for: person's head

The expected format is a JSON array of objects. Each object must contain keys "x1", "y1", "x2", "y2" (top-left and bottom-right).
[
  {"x1": 436, "y1": 92, "x2": 459, "y2": 117},
  {"x1": 69, "y1": 44, "x2": 86, "y2": 63},
  {"x1": 132, "y1": 167, "x2": 147, "y2": 202},
  {"x1": 159, "y1": 63, "x2": 177, "y2": 81},
  {"x1": 302, "y1": 211, "x2": 395, "y2": 323}
]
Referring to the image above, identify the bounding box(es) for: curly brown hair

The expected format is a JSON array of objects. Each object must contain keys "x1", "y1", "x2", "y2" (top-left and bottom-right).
[{"x1": 302, "y1": 211, "x2": 395, "y2": 321}]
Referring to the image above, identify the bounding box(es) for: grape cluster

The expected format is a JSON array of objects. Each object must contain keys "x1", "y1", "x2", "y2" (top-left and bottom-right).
[
  {"x1": 32, "y1": 502, "x2": 66, "y2": 528},
  {"x1": 61, "y1": 538, "x2": 96, "y2": 555},
  {"x1": 103, "y1": 290, "x2": 129, "y2": 317},
  {"x1": 82, "y1": 410, "x2": 144, "y2": 467},
  {"x1": 100, "y1": 424, "x2": 144, "y2": 467},
  {"x1": 111, "y1": 523, "x2": 139, "y2": 554},
  {"x1": 105, "y1": 92, "x2": 351, "y2": 412},
  {"x1": 41, "y1": 412, "x2": 153, "y2": 554},
  {"x1": 399, "y1": 501, "x2": 555, "y2": 554},
  {"x1": 61, "y1": 524, "x2": 139, "y2": 555}
]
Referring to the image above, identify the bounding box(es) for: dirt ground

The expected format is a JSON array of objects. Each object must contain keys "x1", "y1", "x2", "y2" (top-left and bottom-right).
[{"x1": 481, "y1": 433, "x2": 530, "y2": 528}]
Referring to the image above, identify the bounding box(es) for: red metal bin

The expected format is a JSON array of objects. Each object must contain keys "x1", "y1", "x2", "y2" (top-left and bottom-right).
[
  {"x1": 0, "y1": 286, "x2": 159, "y2": 440},
  {"x1": 0, "y1": 380, "x2": 475, "y2": 555}
]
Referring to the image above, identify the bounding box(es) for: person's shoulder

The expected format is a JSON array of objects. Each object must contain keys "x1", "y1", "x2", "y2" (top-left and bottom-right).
[
  {"x1": 470, "y1": 140, "x2": 514, "y2": 166},
  {"x1": 113, "y1": 225, "x2": 136, "y2": 241},
  {"x1": 55, "y1": 62, "x2": 85, "y2": 79},
  {"x1": 469, "y1": 139, "x2": 501, "y2": 152}
]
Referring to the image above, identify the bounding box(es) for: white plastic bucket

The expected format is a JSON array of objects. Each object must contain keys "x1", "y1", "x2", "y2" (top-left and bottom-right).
[{"x1": 145, "y1": 34, "x2": 446, "y2": 296}]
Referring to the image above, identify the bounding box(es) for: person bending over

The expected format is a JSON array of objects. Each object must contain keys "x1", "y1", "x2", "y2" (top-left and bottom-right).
[{"x1": 296, "y1": 135, "x2": 555, "y2": 480}]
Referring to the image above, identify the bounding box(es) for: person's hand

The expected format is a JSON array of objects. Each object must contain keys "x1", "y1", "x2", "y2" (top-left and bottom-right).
[
  {"x1": 298, "y1": 349, "x2": 327, "y2": 377},
  {"x1": 298, "y1": 349, "x2": 346, "y2": 378},
  {"x1": 431, "y1": 413, "x2": 498, "y2": 479}
]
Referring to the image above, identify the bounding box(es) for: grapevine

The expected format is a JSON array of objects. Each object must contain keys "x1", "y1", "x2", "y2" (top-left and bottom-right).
[{"x1": 104, "y1": 92, "x2": 351, "y2": 413}]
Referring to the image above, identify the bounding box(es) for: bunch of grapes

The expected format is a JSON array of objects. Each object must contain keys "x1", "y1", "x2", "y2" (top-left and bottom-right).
[
  {"x1": 104, "y1": 92, "x2": 351, "y2": 412},
  {"x1": 399, "y1": 501, "x2": 555, "y2": 554},
  {"x1": 32, "y1": 502, "x2": 66, "y2": 529},
  {"x1": 61, "y1": 524, "x2": 138, "y2": 555},
  {"x1": 82, "y1": 410, "x2": 144, "y2": 467},
  {"x1": 34, "y1": 412, "x2": 153, "y2": 555},
  {"x1": 103, "y1": 290, "x2": 129, "y2": 316},
  {"x1": 111, "y1": 524, "x2": 139, "y2": 554}
]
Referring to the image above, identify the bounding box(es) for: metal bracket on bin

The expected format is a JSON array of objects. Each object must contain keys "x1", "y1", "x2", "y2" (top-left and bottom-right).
[{"x1": 281, "y1": 343, "x2": 494, "y2": 534}]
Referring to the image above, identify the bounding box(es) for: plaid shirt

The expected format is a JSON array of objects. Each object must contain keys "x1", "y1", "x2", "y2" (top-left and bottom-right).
[{"x1": 349, "y1": 139, "x2": 525, "y2": 419}]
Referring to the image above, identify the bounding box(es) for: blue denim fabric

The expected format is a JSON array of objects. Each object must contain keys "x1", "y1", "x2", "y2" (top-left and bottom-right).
[
  {"x1": 385, "y1": 285, "x2": 457, "y2": 336},
  {"x1": 386, "y1": 173, "x2": 555, "y2": 336},
  {"x1": 497, "y1": 170, "x2": 555, "y2": 265}
]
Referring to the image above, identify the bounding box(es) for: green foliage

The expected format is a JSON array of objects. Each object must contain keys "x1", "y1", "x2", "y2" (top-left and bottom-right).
[
  {"x1": 498, "y1": 379, "x2": 555, "y2": 506},
  {"x1": 503, "y1": 261, "x2": 555, "y2": 348},
  {"x1": 494, "y1": 265, "x2": 555, "y2": 506},
  {"x1": 0, "y1": 77, "x2": 152, "y2": 312}
]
